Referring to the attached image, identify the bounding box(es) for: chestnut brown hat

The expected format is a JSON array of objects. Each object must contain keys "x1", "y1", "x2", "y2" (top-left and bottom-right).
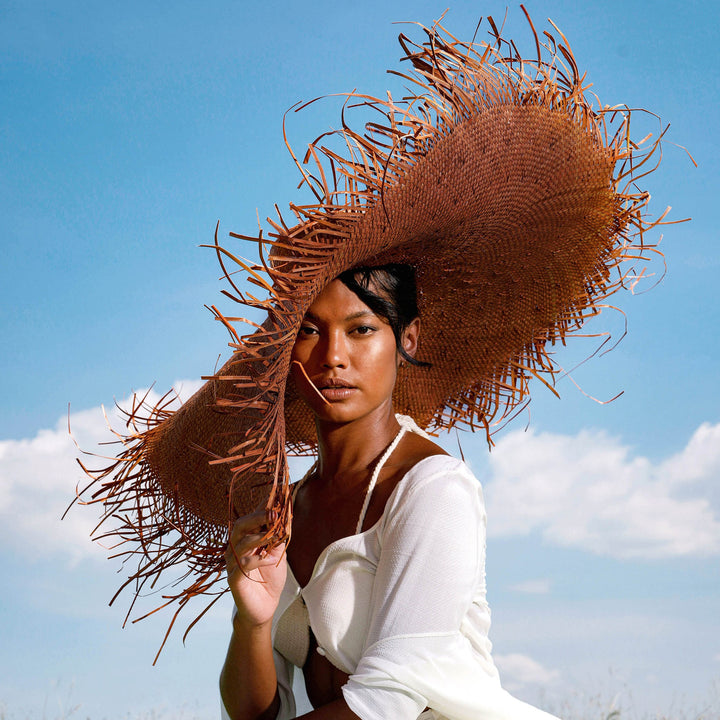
[{"x1": 74, "y1": 11, "x2": 669, "y2": 649}]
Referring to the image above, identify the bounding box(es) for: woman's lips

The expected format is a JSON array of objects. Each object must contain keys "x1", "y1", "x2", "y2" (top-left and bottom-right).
[
  {"x1": 319, "y1": 386, "x2": 357, "y2": 401},
  {"x1": 316, "y1": 378, "x2": 356, "y2": 401}
]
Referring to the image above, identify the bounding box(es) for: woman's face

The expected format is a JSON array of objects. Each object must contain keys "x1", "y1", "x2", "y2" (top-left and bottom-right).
[{"x1": 290, "y1": 279, "x2": 418, "y2": 426}]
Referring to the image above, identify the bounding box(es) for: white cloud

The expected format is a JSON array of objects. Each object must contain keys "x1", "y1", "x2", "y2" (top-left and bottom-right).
[
  {"x1": 0, "y1": 379, "x2": 203, "y2": 563},
  {"x1": 508, "y1": 578, "x2": 551, "y2": 594},
  {"x1": 484, "y1": 423, "x2": 720, "y2": 559},
  {"x1": 494, "y1": 653, "x2": 560, "y2": 691}
]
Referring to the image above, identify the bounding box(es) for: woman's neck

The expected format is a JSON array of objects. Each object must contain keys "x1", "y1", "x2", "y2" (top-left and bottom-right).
[{"x1": 314, "y1": 405, "x2": 401, "y2": 490}]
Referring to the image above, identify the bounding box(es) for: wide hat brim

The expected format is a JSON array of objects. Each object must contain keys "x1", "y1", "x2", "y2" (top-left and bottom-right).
[{"x1": 74, "y1": 14, "x2": 666, "y2": 652}]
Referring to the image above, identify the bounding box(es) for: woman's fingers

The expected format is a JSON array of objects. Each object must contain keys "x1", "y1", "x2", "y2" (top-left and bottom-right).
[
  {"x1": 225, "y1": 508, "x2": 287, "y2": 602},
  {"x1": 230, "y1": 510, "x2": 270, "y2": 538},
  {"x1": 225, "y1": 533, "x2": 264, "y2": 568},
  {"x1": 226, "y1": 521, "x2": 287, "y2": 570},
  {"x1": 226, "y1": 510, "x2": 272, "y2": 561},
  {"x1": 227, "y1": 536, "x2": 285, "y2": 568},
  {"x1": 235, "y1": 548, "x2": 285, "y2": 574}
]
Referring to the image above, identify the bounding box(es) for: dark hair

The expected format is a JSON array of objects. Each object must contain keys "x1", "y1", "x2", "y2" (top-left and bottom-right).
[{"x1": 337, "y1": 263, "x2": 430, "y2": 367}]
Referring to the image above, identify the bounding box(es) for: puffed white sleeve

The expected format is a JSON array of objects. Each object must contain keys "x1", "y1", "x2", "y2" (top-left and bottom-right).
[{"x1": 342, "y1": 458, "x2": 558, "y2": 720}]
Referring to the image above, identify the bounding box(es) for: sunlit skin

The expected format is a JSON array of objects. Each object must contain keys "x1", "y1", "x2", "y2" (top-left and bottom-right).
[
  {"x1": 290, "y1": 278, "x2": 414, "y2": 435},
  {"x1": 221, "y1": 278, "x2": 447, "y2": 720}
]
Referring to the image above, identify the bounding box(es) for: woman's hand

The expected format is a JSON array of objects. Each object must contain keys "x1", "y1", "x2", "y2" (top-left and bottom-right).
[
  {"x1": 221, "y1": 510, "x2": 286, "y2": 720},
  {"x1": 225, "y1": 510, "x2": 287, "y2": 630}
]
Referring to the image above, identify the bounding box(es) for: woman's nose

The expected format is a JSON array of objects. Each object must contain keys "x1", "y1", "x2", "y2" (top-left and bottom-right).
[{"x1": 321, "y1": 331, "x2": 348, "y2": 368}]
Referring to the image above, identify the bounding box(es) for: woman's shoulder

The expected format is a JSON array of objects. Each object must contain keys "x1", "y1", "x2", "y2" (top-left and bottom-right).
[
  {"x1": 388, "y1": 443, "x2": 484, "y2": 519},
  {"x1": 393, "y1": 416, "x2": 476, "y2": 483},
  {"x1": 397, "y1": 427, "x2": 450, "y2": 465},
  {"x1": 375, "y1": 451, "x2": 485, "y2": 547},
  {"x1": 403, "y1": 452, "x2": 478, "y2": 488}
]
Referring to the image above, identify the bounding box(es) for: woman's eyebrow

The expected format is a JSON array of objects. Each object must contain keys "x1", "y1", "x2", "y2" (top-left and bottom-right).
[
  {"x1": 344, "y1": 310, "x2": 376, "y2": 321},
  {"x1": 302, "y1": 309, "x2": 377, "y2": 323}
]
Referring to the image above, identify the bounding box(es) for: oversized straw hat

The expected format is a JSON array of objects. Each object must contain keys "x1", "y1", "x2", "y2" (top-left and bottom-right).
[{"x1": 75, "y1": 11, "x2": 668, "y2": 649}]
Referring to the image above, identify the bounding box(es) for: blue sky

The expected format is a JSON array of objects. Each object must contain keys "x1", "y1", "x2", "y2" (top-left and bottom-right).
[{"x1": 1, "y1": 1, "x2": 718, "y2": 718}]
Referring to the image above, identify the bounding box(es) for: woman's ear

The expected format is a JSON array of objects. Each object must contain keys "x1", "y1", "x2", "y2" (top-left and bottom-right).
[{"x1": 401, "y1": 317, "x2": 421, "y2": 360}]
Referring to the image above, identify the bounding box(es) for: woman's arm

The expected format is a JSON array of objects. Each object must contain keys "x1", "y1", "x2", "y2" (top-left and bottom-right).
[
  {"x1": 220, "y1": 511, "x2": 288, "y2": 720},
  {"x1": 220, "y1": 618, "x2": 280, "y2": 720}
]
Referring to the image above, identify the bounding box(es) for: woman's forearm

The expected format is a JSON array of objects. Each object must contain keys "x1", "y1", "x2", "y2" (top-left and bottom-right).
[{"x1": 220, "y1": 619, "x2": 280, "y2": 720}]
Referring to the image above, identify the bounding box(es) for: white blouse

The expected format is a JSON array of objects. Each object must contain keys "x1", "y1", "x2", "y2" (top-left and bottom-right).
[{"x1": 222, "y1": 449, "x2": 559, "y2": 720}]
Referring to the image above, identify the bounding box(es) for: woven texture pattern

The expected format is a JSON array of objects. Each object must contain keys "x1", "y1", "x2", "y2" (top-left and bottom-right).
[{"x1": 73, "y1": 13, "x2": 668, "y2": 653}]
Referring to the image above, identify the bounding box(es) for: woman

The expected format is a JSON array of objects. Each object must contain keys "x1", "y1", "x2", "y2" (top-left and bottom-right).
[
  {"x1": 72, "y1": 13, "x2": 665, "y2": 719},
  {"x1": 219, "y1": 266, "x2": 559, "y2": 720}
]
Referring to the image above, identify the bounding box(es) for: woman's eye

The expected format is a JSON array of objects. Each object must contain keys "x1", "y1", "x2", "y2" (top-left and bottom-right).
[
  {"x1": 352, "y1": 325, "x2": 375, "y2": 335},
  {"x1": 298, "y1": 326, "x2": 318, "y2": 337}
]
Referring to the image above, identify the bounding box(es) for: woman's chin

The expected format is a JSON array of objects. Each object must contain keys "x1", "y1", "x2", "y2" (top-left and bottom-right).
[
  {"x1": 310, "y1": 400, "x2": 397, "y2": 430},
  {"x1": 312, "y1": 402, "x2": 362, "y2": 426}
]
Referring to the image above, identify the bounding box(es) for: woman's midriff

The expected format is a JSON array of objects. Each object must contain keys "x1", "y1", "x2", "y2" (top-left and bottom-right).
[
  {"x1": 301, "y1": 635, "x2": 430, "y2": 715},
  {"x1": 302, "y1": 632, "x2": 349, "y2": 708}
]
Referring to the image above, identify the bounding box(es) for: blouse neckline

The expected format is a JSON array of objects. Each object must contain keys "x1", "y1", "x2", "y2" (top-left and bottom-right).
[{"x1": 288, "y1": 453, "x2": 455, "y2": 592}]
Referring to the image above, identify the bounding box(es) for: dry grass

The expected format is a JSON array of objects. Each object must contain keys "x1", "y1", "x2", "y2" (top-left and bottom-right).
[
  {"x1": 543, "y1": 678, "x2": 720, "y2": 720},
  {"x1": 2, "y1": 679, "x2": 718, "y2": 720}
]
